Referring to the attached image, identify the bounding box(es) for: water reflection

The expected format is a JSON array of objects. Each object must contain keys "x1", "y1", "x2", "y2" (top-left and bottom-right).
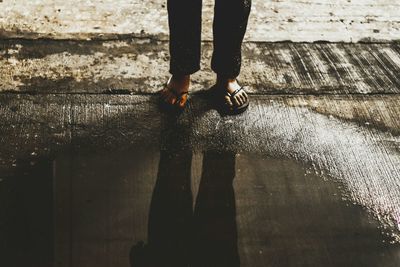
[
  {"x1": 192, "y1": 151, "x2": 239, "y2": 267},
  {"x1": 2, "y1": 115, "x2": 400, "y2": 266},
  {"x1": 130, "y1": 114, "x2": 239, "y2": 267}
]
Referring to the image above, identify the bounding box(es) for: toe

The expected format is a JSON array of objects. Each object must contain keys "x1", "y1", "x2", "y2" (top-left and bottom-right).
[
  {"x1": 233, "y1": 95, "x2": 242, "y2": 106},
  {"x1": 239, "y1": 91, "x2": 247, "y2": 104},
  {"x1": 243, "y1": 91, "x2": 249, "y2": 101},
  {"x1": 178, "y1": 94, "x2": 188, "y2": 108},
  {"x1": 170, "y1": 95, "x2": 177, "y2": 105},
  {"x1": 239, "y1": 93, "x2": 246, "y2": 105},
  {"x1": 224, "y1": 95, "x2": 233, "y2": 107}
]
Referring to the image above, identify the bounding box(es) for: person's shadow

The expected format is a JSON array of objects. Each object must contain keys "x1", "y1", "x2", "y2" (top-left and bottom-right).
[{"x1": 130, "y1": 113, "x2": 240, "y2": 267}]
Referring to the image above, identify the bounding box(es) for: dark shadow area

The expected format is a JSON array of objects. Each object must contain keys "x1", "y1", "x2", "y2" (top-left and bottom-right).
[
  {"x1": 1, "y1": 132, "x2": 400, "y2": 266},
  {"x1": 130, "y1": 113, "x2": 239, "y2": 267},
  {"x1": 0, "y1": 157, "x2": 54, "y2": 267},
  {"x1": 192, "y1": 151, "x2": 239, "y2": 267}
]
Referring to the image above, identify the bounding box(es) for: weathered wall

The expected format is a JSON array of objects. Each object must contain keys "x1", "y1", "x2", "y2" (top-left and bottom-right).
[{"x1": 0, "y1": 0, "x2": 399, "y2": 42}]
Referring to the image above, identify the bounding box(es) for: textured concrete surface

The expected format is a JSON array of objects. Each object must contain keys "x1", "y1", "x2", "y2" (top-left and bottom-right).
[
  {"x1": 1, "y1": 93, "x2": 400, "y2": 241},
  {"x1": 1, "y1": 2, "x2": 400, "y2": 264},
  {"x1": 0, "y1": 0, "x2": 399, "y2": 42},
  {"x1": 1, "y1": 40, "x2": 400, "y2": 94},
  {"x1": 1, "y1": 93, "x2": 400, "y2": 266}
]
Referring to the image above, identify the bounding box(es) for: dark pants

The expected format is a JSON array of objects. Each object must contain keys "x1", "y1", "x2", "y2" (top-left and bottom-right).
[{"x1": 167, "y1": 0, "x2": 252, "y2": 78}]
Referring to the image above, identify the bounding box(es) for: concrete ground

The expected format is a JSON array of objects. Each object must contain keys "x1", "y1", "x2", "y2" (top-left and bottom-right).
[
  {"x1": 1, "y1": 0, "x2": 399, "y2": 42},
  {"x1": 1, "y1": 1, "x2": 400, "y2": 267}
]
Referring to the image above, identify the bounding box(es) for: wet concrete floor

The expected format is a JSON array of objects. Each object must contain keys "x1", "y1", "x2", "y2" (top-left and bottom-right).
[
  {"x1": 1, "y1": 17, "x2": 400, "y2": 265},
  {"x1": 1, "y1": 146, "x2": 400, "y2": 267},
  {"x1": 1, "y1": 38, "x2": 400, "y2": 265},
  {"x1": 1, "y1": 94, "x2": 400, "y2": 266}
]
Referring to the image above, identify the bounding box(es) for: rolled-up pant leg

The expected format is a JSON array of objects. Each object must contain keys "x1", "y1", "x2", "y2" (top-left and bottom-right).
[
  {"x1": 211, "y1": 0, "x2": 251, "y2": 78},
  {"x1": 167, "y1": 0, "x2": 202, "y2": 75}
]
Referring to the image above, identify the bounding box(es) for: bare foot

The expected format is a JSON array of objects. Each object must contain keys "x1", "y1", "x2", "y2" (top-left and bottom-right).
[
  {"x1": 160, "y1": 75, "x2": 190, "y2": 108},
  {"x1": 216, "y1": 76, "x2": 248, "y2": 109}
]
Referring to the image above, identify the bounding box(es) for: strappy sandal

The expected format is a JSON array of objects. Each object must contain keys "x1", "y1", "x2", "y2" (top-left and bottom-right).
[
  {"x1": 159, "y1": 76, "x2": 189, "y2": 112},
  {"x1": 225, "y1": 86, "x2": 249, "y2": 114},
  {"x1": 208, "y1": 83, "x2": 250, "y2": 115}
]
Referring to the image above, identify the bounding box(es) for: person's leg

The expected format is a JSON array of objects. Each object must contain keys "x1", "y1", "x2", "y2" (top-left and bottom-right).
[
  {"x1": 211, "y1": 0, "x2": 251, "y2": 109},
  {"x1": 211, "y1": 0, "x2": 251, "y2": 78},
  {"x1": 161, "y1": 0, "x2": 203, "y2": 107},
  {"x1": 168, "y1": 0, "x2": 202, "y2": 76}
]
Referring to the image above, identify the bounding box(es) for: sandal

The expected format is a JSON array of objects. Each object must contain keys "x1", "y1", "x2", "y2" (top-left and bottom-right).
[
  {"x1": 159, "y1": 76, "x2": 189, "y2": 112},
  {"x1": 208, "y1": 83, "x2": 250, "y2": 115}
]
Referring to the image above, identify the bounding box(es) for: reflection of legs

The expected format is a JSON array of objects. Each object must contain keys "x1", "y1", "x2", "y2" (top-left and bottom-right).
[
  {"x1": 147, "y1": 148, "x2": 193, "y2": 267},
  {"x1": 192, "y1": 151, "x2": 240, "y2": 267},
  {"x1": 167, "y1": 0, "x2": 202, "y2": 75},
  {"x1": 211, "y1": 0, "x2": 252, "y2": 78}
]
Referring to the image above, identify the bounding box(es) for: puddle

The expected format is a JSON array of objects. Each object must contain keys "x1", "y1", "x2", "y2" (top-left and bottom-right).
[{"x1": 1, "y1": 145, "x2": 399, "y2": 267}]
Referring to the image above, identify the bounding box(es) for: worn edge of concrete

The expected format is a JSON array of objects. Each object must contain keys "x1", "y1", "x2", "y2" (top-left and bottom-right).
[{"x1": 1, "y1": 32, "x2": 400, "y2": 43}]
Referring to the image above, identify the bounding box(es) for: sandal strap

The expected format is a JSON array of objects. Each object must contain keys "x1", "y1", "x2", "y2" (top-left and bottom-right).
[{"x1": 230, "y1": 86, "x2": 244, "y2": 98}]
